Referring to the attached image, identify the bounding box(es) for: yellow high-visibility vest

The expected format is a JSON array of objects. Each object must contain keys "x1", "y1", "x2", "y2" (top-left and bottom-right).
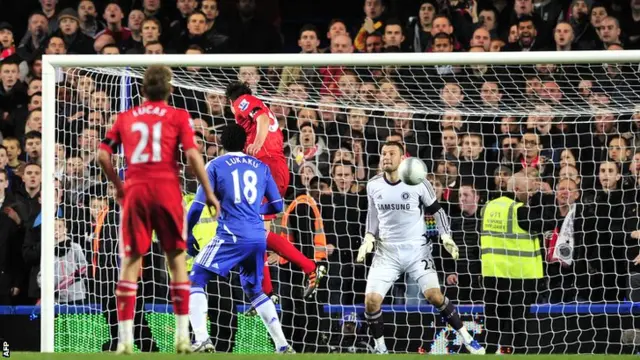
[
  {"x1": 480, "y1": 196, "x2": 543, "y2": 279},
  {"x1": 184, "y1": 194, "x2": 218, "y2": 272}
]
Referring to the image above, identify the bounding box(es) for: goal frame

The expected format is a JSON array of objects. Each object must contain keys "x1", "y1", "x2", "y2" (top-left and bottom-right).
[{"x1": 41, "y1": 50, "x2": 640, "y2": 352}]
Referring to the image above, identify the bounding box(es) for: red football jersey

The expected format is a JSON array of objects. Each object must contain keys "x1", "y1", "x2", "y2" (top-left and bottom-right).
[
  {"x1": 232, "y1": 94, "x2": 285, "y2": 160},
  {"x1": 100, "y1": 100, "x2": 197, "y2": 184}
]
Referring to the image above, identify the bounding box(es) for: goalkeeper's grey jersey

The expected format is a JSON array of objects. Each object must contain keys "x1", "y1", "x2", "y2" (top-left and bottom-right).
[{"x1": 365, "y1": 174, "x2": 448, "y2": 245}]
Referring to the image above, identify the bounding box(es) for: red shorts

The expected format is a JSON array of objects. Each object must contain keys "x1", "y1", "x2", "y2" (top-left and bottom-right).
[
  {"x1": 259, "y1": 156, "x2": 289, "y2": 221},
  {"x1": 120, "y1": 182, "x2": 186, "y2": 258}
]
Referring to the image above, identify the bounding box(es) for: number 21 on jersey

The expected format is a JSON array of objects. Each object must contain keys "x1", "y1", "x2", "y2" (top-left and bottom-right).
[
  {"x1": 131, "y1": 122, "x2": 162, "y2": 164},
  {"x1": 231, "y1": 169, "x2": 258, "y2": 204}
]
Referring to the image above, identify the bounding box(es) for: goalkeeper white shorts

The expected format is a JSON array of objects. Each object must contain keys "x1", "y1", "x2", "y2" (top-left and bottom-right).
[{"x1": 365, "y1": 242, "x2": 440, "y2": 297}]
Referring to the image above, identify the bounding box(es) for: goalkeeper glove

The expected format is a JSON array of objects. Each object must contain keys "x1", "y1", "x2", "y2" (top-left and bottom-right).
[
  {"x1": 441, "y1": 234, "x2": 459, "y2": 260},
  {"x1": 356, "y1": 233, "x2": 376, "y2": 263}
]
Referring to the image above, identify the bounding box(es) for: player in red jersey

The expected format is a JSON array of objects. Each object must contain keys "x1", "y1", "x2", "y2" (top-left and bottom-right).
[
  {"x1": 98, "y1": 65, "x2": 220, "y2": 355},
  {"x1": 225, "y1": 81, "x2": 327, "y2": 301}
]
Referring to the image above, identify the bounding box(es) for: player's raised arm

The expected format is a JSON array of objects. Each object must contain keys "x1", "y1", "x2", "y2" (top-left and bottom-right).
[
  {"x1": 97, "y1": 116, "x2": 124, "y2": 201},
  {"x1": 420, "y1": 179, "x2": 458, "y2": 259},
  {"x1": 260, "y1": 166, "x2": 284, "y2": 215}
]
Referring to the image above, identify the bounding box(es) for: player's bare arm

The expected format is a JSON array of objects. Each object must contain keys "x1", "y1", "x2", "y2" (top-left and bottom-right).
[
  {"x1": 97, "y1": 148, "x2": 124, "y2": 202},
  {"x1": 185, "y1": 148, "x2": 221, "y2": 218},
  {"x1": 247, "y1": 113, "x2": 270, "y2": 156}
]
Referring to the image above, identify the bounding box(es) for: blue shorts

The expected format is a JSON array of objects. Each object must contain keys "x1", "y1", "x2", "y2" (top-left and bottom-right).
[{"x1": 192, "y1": 236, "x2": 266, "y2": 293}]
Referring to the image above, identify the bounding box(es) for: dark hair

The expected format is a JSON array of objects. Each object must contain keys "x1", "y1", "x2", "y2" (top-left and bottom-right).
[
  {"x1": 591, "y1": 1, "x2": 609, "y2": 11},
  {"x1": 327, "y1": 18, "x2": 346, "y2": 30},
  {"x1": 220, "y1": 123, "x2": 247, "y2": 152},
  {"x1": 0, "y1": 168, "x2": 7, "y2": 180},
  {"x1": 100, "y1": 44, "x2": 119, "y2": 54},
  {"x1": 29, "y1": 91, "x2": 42, "y2": 100},
  {"x1": 225, "y1": 81, "x2": 252, "y2": 102},
  {"x1": 299, "y1": 24, "x2": 319, "y2": 39},
  {"x1": 187, "y1": 10, "x2": 207, "y2": 22},
  {"x1": 24, "y1": 131, "x2": 42, "y2": 141},
  {"x1": 332, "y1": 161, "x2": 355, "y2": 176},
  {"x1": 433, "y1": 31, "x2": 454, "y2": 44},
  {"x1": 0, "y1": 61, "x2": 19, "y2": 69},
  {"x1": 433, "y1": 14, "x2": 451, "y2": 25},
  {"x1": 46, "y1": 35, "x2": 65, "y2": 49},
  {"x1": 517, "y1": 14, "x2": 536, "y2": 27},
  {"x1": 0, "y1": 144, "x2": 6, "y2": 153},
  {"x1": 382, "y1": 140, "x2": 405, "y2": 154},
  {"x1": 461, "y1": 132, "x2": 482, "y2": 141},
  {"x1": 142, "y1": 65, "x2": 172, "y2": 101},
  {"x1": 298, "y1": 122, "x2": 314, "y2": 131},
  {"x1": 384, "y1": 18, "x2": 403, "y2": 33}
]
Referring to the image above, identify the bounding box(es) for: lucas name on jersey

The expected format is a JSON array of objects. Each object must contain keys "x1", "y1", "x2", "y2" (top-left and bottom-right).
[{"x1": 132, "y1": 105, "x2": 167, "y2": 117}]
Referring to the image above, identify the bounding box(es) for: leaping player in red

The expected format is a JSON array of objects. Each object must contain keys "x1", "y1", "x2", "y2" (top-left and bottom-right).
[
  {"x1": 98, "y1": 65, "x2": 220, "y2": 355},
  {"x1": 225, "y1": 81, "x2": 327, "y2": 309}
]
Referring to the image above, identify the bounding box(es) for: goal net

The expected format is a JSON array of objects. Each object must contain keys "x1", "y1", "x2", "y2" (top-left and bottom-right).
[{"x1": 42, "y1": 51, "x2": 640, "y2": 354}]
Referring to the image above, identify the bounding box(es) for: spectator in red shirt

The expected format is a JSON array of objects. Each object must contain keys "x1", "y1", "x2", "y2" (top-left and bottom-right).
[
  {"x1": 95, "y1": 2, "x2": 131, "y2": 50},
  {"x1": 0, "y1": 23, "x2": 16, "y2": 61}
]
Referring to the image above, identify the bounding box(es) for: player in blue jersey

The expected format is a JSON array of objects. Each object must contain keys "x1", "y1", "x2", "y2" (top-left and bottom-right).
[{"x1": 186, "y1": 123, "x2": 293, "y2": 353}]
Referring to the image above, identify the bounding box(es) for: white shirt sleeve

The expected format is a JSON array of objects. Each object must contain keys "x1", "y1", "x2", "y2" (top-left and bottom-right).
[{"x1": 365, "y1": 182, "x2": 379, "y2": 236}]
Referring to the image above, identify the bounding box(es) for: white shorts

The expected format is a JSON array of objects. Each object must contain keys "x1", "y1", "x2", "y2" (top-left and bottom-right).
[{"x1": 365, "y1": 242, "x2": 440, "y2": 297}]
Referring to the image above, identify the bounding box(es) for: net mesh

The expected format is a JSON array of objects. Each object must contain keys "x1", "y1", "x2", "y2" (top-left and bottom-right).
[{"x1": 51, "y1": 59, "x2": 640, "y2": 354}]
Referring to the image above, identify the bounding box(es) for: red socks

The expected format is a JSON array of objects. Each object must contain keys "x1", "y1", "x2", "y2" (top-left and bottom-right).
[
  {"x1": 262, "y1": 254, "x2": 274, "y2": 295},
  {"x1": 116, "y1": 280, "x2": 137, "y2": 322},
  {"x1": 170, "y1": 282, "x2": 191, "y2": 316},
  {"x1": 266, "y1": 231, "x2": 316, "y2": 274}
]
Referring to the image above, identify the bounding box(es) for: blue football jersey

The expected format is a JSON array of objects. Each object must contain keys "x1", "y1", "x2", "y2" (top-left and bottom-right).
[{"x1": 194, "y1": 152, "x2": 282, "y2": 243}]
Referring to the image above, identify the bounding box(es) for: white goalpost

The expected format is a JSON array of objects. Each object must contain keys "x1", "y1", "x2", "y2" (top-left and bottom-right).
[{"x1": 41, "y1": 51, "x2": 640, "y2": 354}]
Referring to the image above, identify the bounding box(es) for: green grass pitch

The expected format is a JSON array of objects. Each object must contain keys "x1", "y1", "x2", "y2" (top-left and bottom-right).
[{"x1": 6, "y1": 354, "x2": 640, "y2": 360}]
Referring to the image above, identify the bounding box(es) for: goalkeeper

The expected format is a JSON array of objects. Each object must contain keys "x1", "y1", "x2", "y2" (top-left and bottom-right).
[{"x1": 356, "y1": 142, "x2": 485, "y2": 354}]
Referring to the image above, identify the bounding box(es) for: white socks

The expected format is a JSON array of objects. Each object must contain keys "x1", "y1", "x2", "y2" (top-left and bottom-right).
[
  {"x1": 189, "y1": 288, "x2": 209, "y2": 343},
  {"x1": 118, "y1": 320, "x2": 133, "y2": 344},
  {"x1": 176, "y1": 315, "x2": 190, "y2": 340},
  {"x1": 253, "y1": 293, "x2": 288, "y2": 349},
  {"x1": 374, "y1": 336, "x2": 387, "y2": 351},
  {"x1": 459, "y1": 327, "x2": 473, "y2": 344}
]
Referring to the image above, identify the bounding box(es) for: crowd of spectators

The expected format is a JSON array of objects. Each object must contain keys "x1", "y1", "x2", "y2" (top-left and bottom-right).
[{"x1": 0, "y1": 0, "x2": 640, "y2": 352}]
